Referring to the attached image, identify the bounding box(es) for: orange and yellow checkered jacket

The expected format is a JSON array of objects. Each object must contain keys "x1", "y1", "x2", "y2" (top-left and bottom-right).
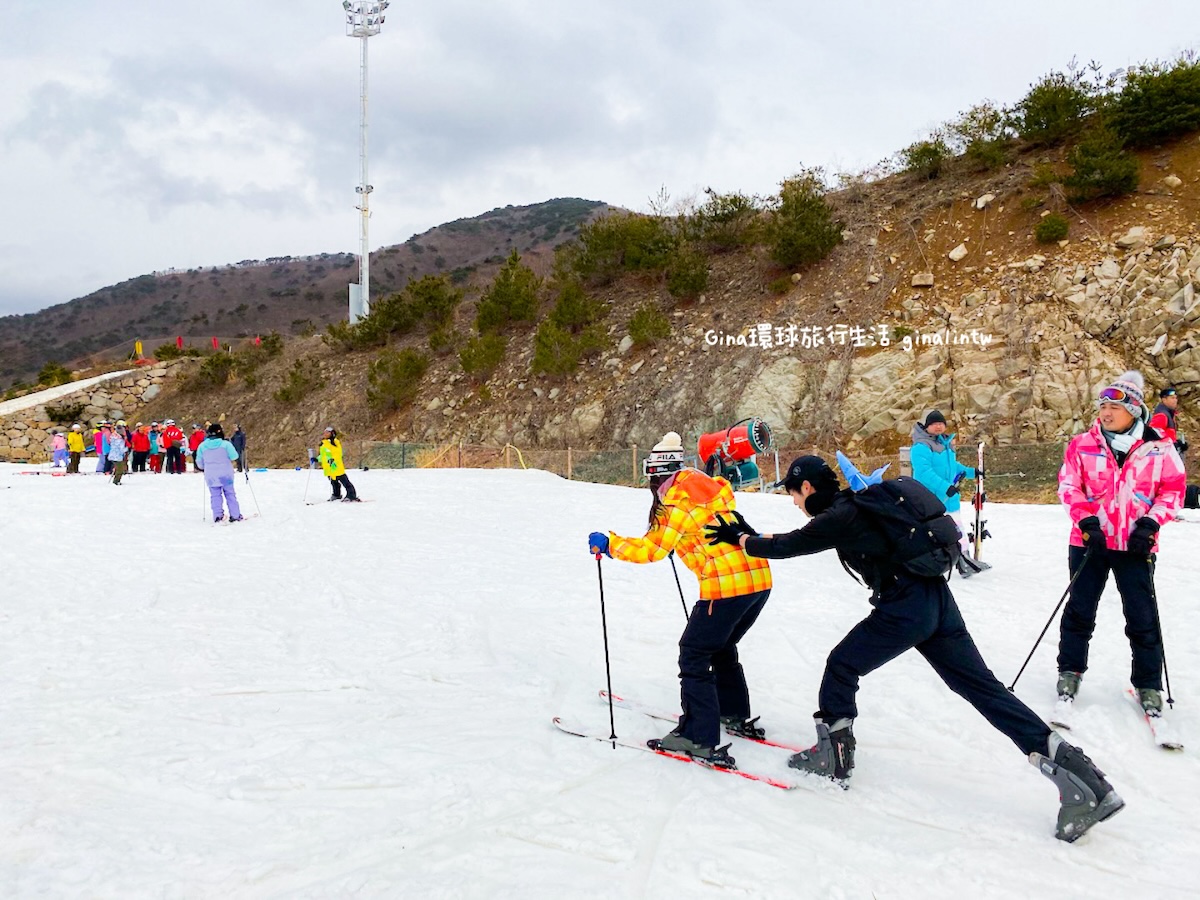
[{"x1": 608, "y1": 469, "x2": 771, "y2": 602}]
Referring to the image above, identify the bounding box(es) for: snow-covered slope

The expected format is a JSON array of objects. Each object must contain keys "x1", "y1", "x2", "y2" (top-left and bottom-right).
[{"x1": 2, "y1": 464, "x2": 1196, "y2": 898}]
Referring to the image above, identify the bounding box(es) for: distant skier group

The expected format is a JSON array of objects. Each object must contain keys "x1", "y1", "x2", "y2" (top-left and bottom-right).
[
  {"x1": 54, "y1": 420, "x2": 247, "y2": 480},
  {"x1": 587, "y1": 368, "x2": 1188, "y2": 843}
]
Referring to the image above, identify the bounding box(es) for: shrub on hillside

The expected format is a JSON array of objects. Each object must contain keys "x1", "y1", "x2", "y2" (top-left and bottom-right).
[
  {"x1": 154, "y1": 342, "x2": 205, "y2": 360},
  {"x1": 947, "y1": 102, "x2": 1012, "y2": 170},
  {"x1": 531, "y1": 321, "x2": 580, "y2": 377},
  {"x1": 549, "y1": 279, "x2": 608, "y2": 333},
  {"x1": 900, "y1": 138, "x2": 949, "y2": 179},
  {"x1": 273, "y1": 358, "x2": 326, "y2": 405},
  {"x1": 1034, "y1": 213, "x2": 1070, "y2": 243},
  {"x1": 459, "y1": 333, "x2": 508, "y2": 381},
  {"x1": 1010, "y1": 69, "x2": 1095, "y2": 146},
  {"x1": 628, "y1": 303, "x2": 671, "y2": 347},
  {"x1": 184, "y1": 353, "x2": 235, "y2": 393},
  {"x1": 475, "y1": 251, "x2": 541, "y2": 334},
  {"x1": 36, "y1": 361, "x2": 72, "y2": 387},
  {"x1": 568, "y1": 213, "x2": 676, "y2": 284},
  {"x1": 689, "y1": 189, "x2": 762, "y2": 251},
  {"x1": 367, "y1": 348, "x2": 428, "y2": 411},
  {"x1": 530, "y1": 322, "x2": 607, "y2": 378},
  {"x1": 766, "y1": 170, "x2": 844, "y2": 269},
  {"x1": 1063, "y1": 127, "x2": 1140, "y2": 201},
  {"x1": 1110, "y1": 55, "x2": 1200, "y2": 147},
  {"x1": 665, "y1": 243, "x2": 709, "y2": 300},
  {"x1": 324, "y1": 276, "x2": 462, "y2": 350}
]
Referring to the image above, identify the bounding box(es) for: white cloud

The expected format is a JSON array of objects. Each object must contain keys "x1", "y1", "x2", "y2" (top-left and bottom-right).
[{"x1": 1, "y1": 0, "x2": 1198, "y2": 315}]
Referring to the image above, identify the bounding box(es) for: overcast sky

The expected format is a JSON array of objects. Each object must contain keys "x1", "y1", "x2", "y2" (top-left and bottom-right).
[{"x1": 1, "y1": 1, "x2": 1197, "y2": 318}]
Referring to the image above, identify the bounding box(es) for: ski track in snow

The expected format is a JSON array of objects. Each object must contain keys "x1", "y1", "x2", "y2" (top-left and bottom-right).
[{"x1": 1, "y1": 463, "x2": 1198, "y2": 898}]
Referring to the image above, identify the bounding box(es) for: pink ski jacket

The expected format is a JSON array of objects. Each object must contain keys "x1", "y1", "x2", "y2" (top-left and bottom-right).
[{"x1": 1058, "y1": 421, "x2": 1186, "y2": 552}]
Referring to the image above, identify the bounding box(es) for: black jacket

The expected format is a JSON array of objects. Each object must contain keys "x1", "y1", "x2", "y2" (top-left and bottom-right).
[
  {"x1": 744, "y1": 490, "x2": 906, "y2": 594},
  {"x1": 231, "y1": 430, "x2": 246, "y2": 453}
]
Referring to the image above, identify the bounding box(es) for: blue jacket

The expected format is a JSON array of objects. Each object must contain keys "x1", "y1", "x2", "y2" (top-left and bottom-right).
[
  {"x1": 910, "y1": 425, "x2": 975, "y2": 513},
  {"x1": 196, "y1": 437, "x2": 239, "y2": 488}
]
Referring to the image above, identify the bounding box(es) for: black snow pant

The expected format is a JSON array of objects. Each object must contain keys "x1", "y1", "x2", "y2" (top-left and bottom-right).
[
  {"x1": 132, "y1": 451, "x2": 148, "y2": 472},
  {"x1": 1185, "y1": 484, "x2": 1199, "y2": 509},
  {"x1": 1058, "y1": 544, "x2": 1163, "y2": 690},
  {"x1": 820, "y1": 574, "x2": 1051, "y2": 756},
  {"x1": 166, "y1": 446, "x2": 183, "y2": 474},
  {"x1": 675, "y1": 589, "x2": 769, "y2": 748},
  {"x1": 329, "y1": 474, "x2": 357, "y2": 500}
]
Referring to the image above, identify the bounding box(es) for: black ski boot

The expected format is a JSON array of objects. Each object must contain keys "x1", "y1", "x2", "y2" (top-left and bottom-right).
[
  {"x1": 649, "y1": 730, "x2": 737, "y2": 769},
  {"x1": 956, "y1": 555, "x2": 990, "y2": 577},
  {"x1": 788, "y1": 716, "x2": 854, "y2": 785},
  {"x1": 1033, "y1": 733, "x2": 1125, "y2": 842},
  {"x1": 721, "y1": 715, "x2": 766, "y2": 740}
]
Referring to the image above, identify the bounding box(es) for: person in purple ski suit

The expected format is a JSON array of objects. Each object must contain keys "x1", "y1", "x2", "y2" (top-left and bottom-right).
[{"x1": 195, "y1": 423, "x2": 244, "y2": 522}]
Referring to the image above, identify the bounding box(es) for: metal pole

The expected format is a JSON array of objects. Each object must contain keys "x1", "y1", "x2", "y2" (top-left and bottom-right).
[{"x1": 358, "y1": 28, "x2": 371, "y2": 319}]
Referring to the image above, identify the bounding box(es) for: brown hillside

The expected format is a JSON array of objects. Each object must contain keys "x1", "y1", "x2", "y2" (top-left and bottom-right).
[
  {"x1": 0, "y1": 198, "x2": 615, "y2": 386},
  {"x1": 128, "y1": 131, "x2": 1200, "y2": 471}
]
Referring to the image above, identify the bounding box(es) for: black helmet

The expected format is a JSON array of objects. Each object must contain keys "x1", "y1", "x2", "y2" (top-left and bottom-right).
[{"x1": 206, "y1": 423, "x2": 225, "y2": 439}]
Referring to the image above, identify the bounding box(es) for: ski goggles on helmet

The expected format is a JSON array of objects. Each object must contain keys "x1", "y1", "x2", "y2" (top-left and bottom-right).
[
  {"x1": 643, "y1": 451, "x2": 684, "y2": 478},
  {"x1": 1097, "y1": 386, "x2": 1139, "y2": 406}
]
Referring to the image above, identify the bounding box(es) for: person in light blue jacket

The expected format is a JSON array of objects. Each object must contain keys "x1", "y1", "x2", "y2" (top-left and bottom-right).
[
  {"x1": 910, "y1": 410, "x2": 980, "y2": 576},
  {"x1": 195, "y1": 423, "x2": 244, "y2": 522},
  {"x1": 106, "y1": 426, "x2": 129, "y2": 485}
]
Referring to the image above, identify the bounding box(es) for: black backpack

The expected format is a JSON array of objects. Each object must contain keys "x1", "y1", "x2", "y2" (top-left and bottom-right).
[{"x1": 849, "y1": 476, "x2": 962, "y2": 578}]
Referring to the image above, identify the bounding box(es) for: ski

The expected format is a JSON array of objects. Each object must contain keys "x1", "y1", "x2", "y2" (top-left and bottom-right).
[
  {"x1": 599, "y1": 689, "x2": 810, "y2": 753},
  {"x1": 1049, "y1": 697, "x2": 1076, "y2": 731},
  {"x1": 212, "y1": 513, "x2": 260, "y2": 527},
  {"x1": 552, "y1": 717, "x2": 799, "y2": 790},
  {"x1": 1125, "y1": 689, "x2": 1184, "y2": 750},
  {"x1": 305, "y1": 499, "x2": 373, "y2": 506},
  {"x1": 969, "y1": 441, "x2": 991, "y2": 563}
]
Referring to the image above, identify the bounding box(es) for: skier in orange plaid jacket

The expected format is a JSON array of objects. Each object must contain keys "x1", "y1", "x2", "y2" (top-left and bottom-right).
[{"x1": 588, "y1": 432, "x2": 771, "y2": 768}]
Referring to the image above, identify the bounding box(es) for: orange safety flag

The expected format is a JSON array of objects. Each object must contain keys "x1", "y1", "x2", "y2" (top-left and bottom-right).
[
  {"x1": 212, "y1": 337, "x2": 219, "y2": 350},
  {"x1": 176, "y1": 336, "x2": 184, "y2": 350},
  {"x1": 254, "y1": 335, "x2": 261, "y2": 346}
]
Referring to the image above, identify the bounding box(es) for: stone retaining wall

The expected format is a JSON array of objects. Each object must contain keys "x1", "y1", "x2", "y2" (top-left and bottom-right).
[{"x1": 0, "y1": 362, "x2": 188, "y2": 463}]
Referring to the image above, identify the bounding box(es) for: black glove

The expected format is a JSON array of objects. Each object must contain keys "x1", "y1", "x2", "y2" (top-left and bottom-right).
[
  {"x1": 975, "y1": 467, "x2": 985, "y2": 480},
  {"x1": 1176, "y1": 438, "x2": 1188, "y2": 453},
  {"x1": 705, "y1": 511, "x2": 757, "y2": 547},
  {"x1": 1077, "y1": 515, "x2": 1106, "y2": 553},
  {"x1": 946, "y1": 484, "x2": 960, "y2": 498},
  {"x1": 1127, "y1": 517, "x2": 1160, "y2": 557}
]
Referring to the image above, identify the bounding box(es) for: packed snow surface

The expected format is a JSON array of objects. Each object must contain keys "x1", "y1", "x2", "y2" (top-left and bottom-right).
[{"x1": 2, "y1": 463, "x2": 1198, "y2": 898}]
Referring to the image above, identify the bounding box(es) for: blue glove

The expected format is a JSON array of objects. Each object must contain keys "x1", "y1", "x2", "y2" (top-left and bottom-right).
[{"x1": 588, "y1": 531, "x2": 611, "y2": 557}]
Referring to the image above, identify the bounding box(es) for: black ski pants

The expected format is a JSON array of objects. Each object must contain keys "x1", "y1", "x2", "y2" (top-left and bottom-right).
[
  {"x1": 676, "y1": 589, "x2": 769, "y2": 748},
  {"x1": 820, "y1": 575, "x2": 1050, "y2": 756},
  {"x1": 1058, "y1": 544, "x2": 1162, "y2": 690},
  {"x1": 165, "y1": 446, "x2": 183, "y2": 474},
  {"x1": 329, "y1": 474, "x2": 357, "y2": 500}
]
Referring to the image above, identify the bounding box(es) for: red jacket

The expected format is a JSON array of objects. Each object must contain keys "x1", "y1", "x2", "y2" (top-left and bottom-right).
[
  {"x1": 161, "y1": 425, "x2": 185, "y2": 450},
  {"x1": 189, "y1": 429, "x2": 206, "y2": 452},
  {"x1": 131, "y1": 430, "x2": 150, "y2": 452}
]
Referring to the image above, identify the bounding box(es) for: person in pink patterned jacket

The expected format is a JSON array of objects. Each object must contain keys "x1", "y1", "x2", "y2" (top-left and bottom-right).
[{"x1": 1056, "y1": 370, "x2": 1186, "y2": 715}]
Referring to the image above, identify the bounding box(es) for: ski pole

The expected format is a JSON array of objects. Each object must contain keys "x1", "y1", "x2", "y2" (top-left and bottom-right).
[
  {"x1": 1007, "y1": 545, "x2": 1093, "y2": 691},
  {"x1": 1147, "y1": 557, "x2": 1174, "y2": 708},
  {"x1": 668, "y1": 552, "x2": 689, "y2": 621},
  {"x1": 595, "y1": 553, "x2": 618, "y2": 745},
  {"x1": 302, "y1": 450, "x2": 315, "y2": 504}
]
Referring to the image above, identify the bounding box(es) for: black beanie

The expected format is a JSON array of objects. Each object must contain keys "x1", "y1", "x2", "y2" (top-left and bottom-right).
[{"x1": 920, "y1": 409, "x2": 947, "y2": 428}]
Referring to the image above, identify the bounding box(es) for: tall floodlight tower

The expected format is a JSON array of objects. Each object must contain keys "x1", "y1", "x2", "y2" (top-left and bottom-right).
[{"x1": 343, "y1": 0, "x2": 388, "y2": 323}]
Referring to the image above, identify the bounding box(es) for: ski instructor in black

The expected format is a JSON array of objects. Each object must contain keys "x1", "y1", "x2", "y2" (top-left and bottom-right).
[{"x1": 705, "y1": 455, "x2": 1125, "y2": 843}]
